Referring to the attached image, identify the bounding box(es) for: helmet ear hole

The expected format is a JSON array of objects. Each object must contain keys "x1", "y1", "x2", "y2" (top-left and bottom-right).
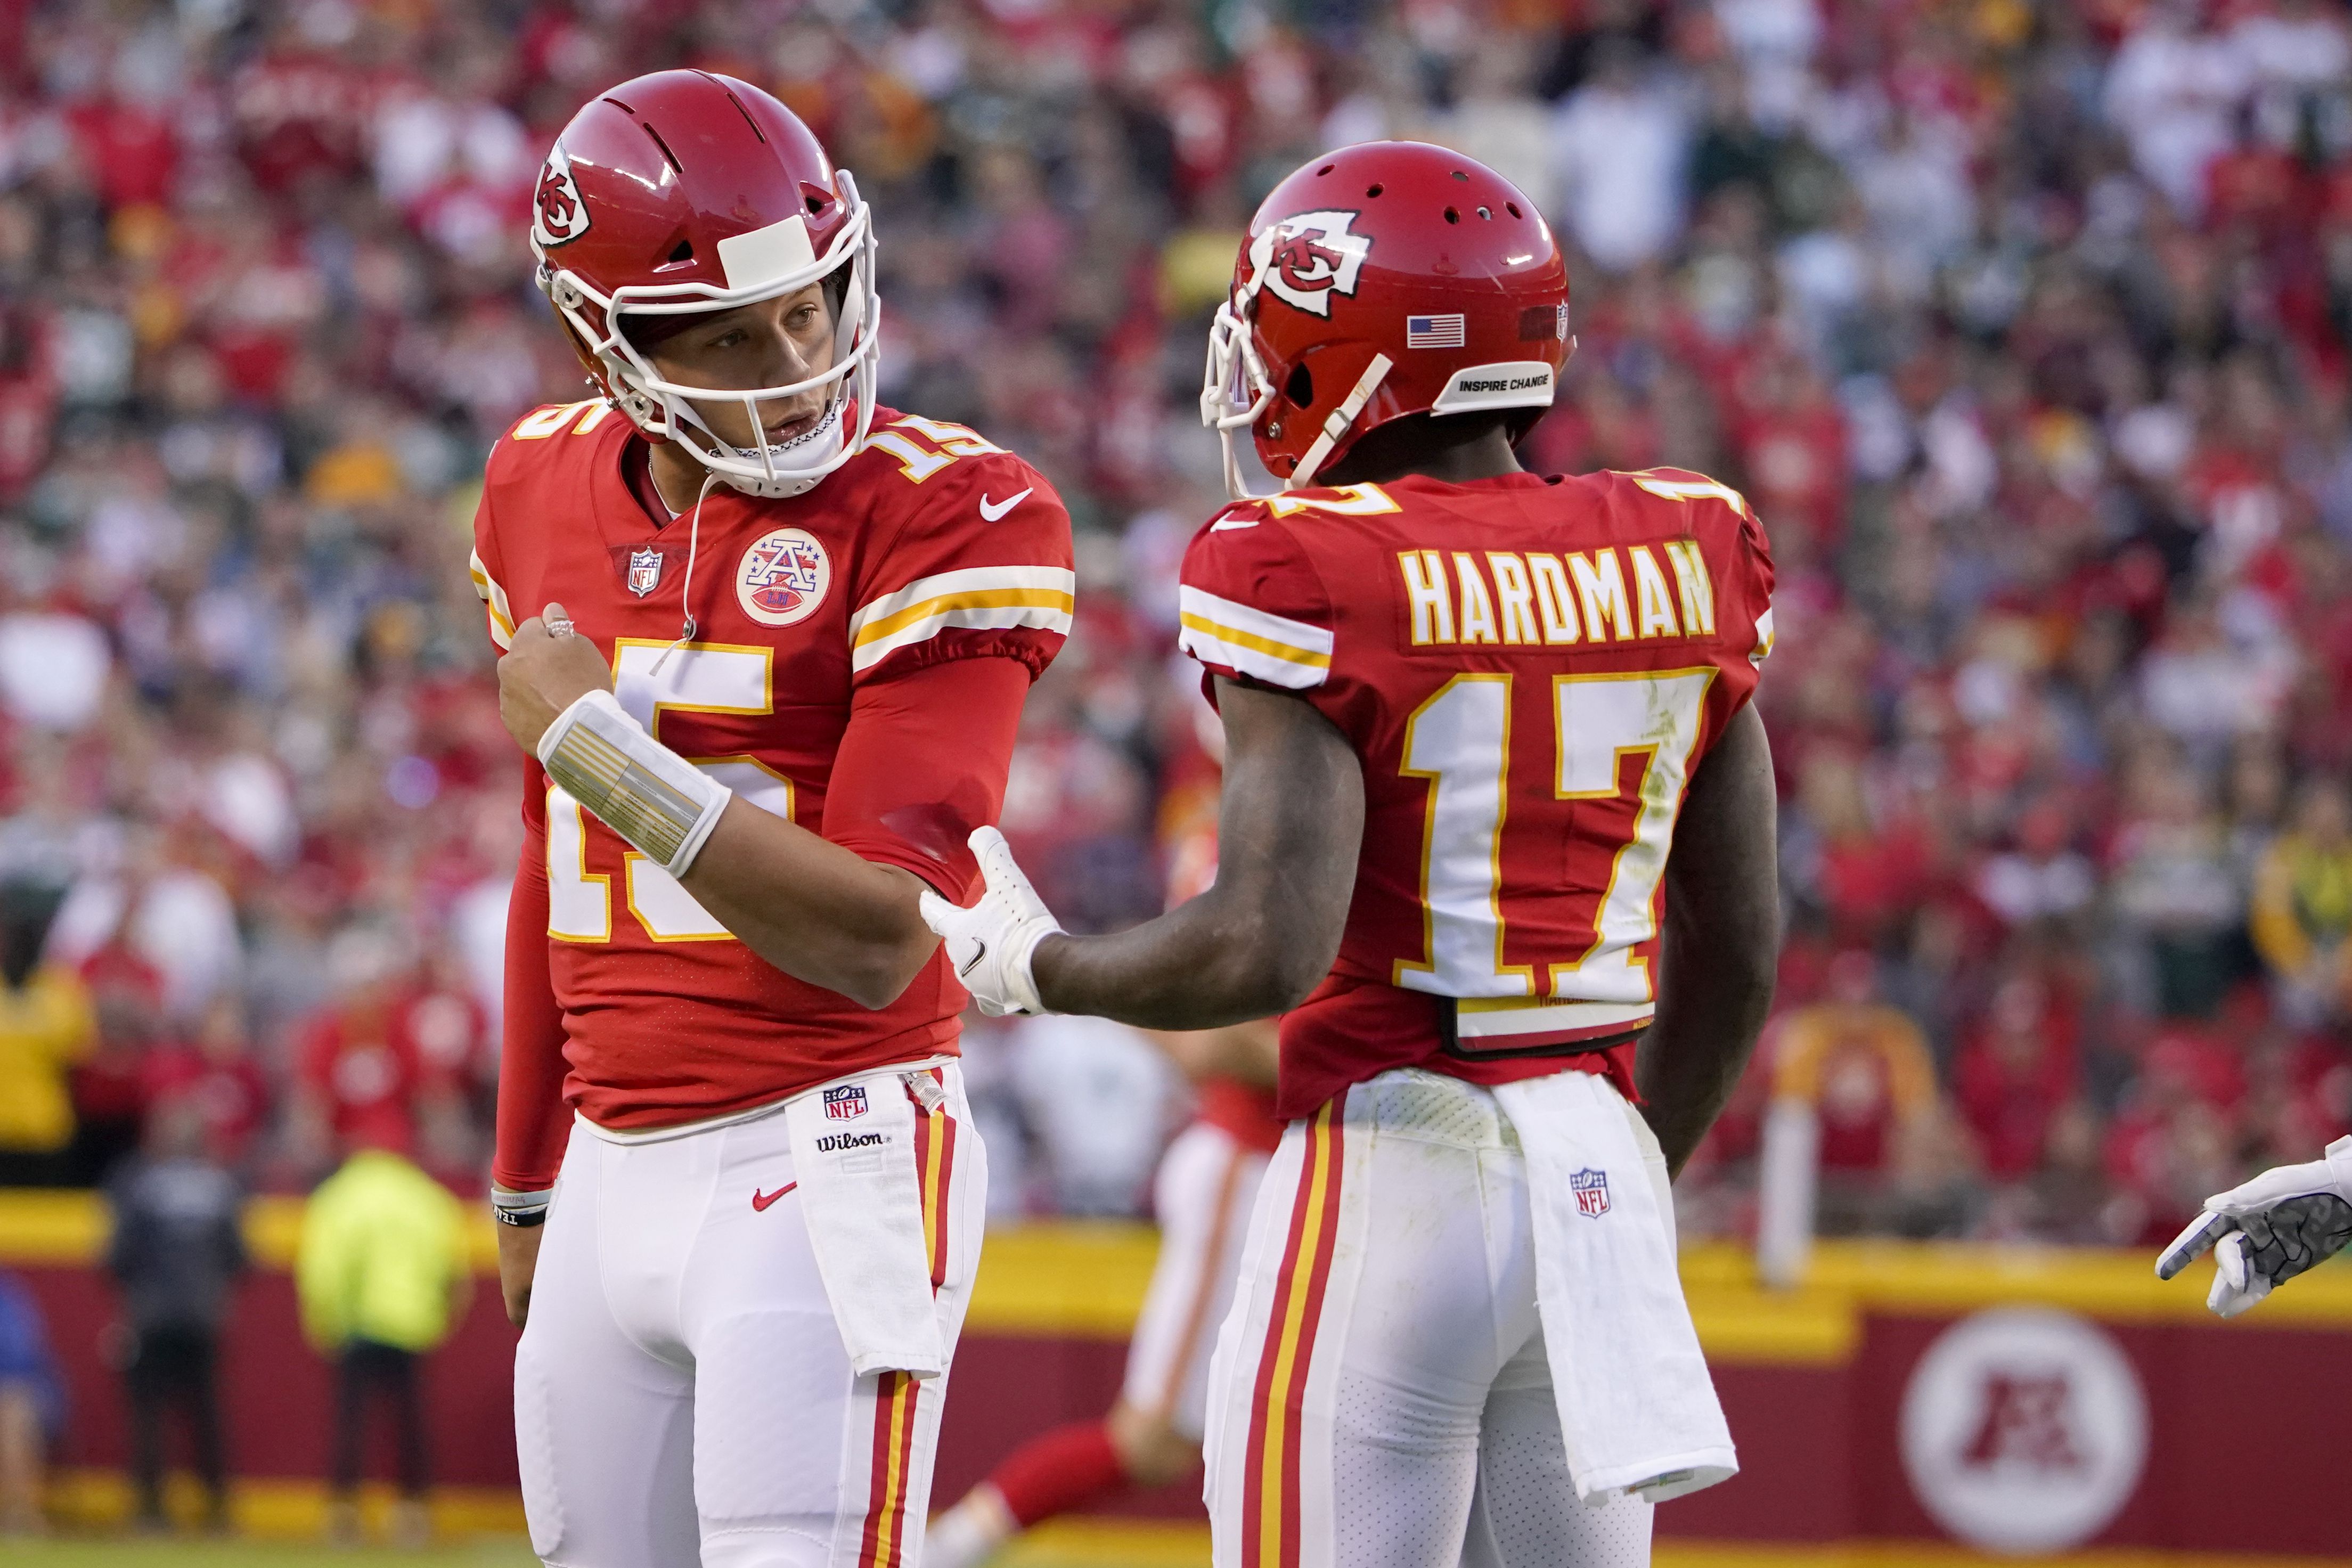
[{"x1": 1285, "y1": 362, "x2": 1314, "y2": 407}]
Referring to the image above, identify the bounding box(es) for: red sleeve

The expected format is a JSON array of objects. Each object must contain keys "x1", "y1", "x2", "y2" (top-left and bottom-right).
[
  {"x1": 847, "y1": 446, "x2": 1074, "y2": 687},
  {"x1": 822, "y1": 655, "x2": 1029, "y2": 897},
  {"x1": 468, "y1": 451, "x2": 519, "y2": 655},
  {"x1": 1175, "y1": 504, "x2": 1338, "y2": 704},
  {"x1": 493, "y1": 765, "x2": 570, "y2": 1193}
]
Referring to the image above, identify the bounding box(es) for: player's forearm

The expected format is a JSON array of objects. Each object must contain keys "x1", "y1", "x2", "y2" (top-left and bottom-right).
[
  {"x1": 679, "y1": 801, "x2": 938, "y2": 1009},
  {"x1": 1634, "y1": 704, "x2": 1779, "y2": 1177},
  {"x1": 1639, "y1": 904, "x2": 1777, "y2": 1177},
  {"x1": 1032, "y1": 683, "x2": 1360, "y2": 1027},
  {"x1": 1032, "y1": 891, "x2": 1324, "y2": 1029}
]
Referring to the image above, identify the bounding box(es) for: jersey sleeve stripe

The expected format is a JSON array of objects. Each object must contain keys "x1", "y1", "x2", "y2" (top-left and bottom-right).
[
  {"x1": 849, "y1": 565, "x2": 1076, "y2": 639},
  {"x1": 469, "y1": 549, "x2": 517, "y2": 651},
  {"x1": 1177, "y1": 617, "x2": 1332, "y2": 690},
  {"x1": 1177, "y1": 586, "x2": 1335, "y2": 659}
]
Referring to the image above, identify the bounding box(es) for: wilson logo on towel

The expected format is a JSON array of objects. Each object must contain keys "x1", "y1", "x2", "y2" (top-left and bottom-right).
[
  {"x1": 1571, "y1": 1168, "x2": 1611, "y2": 1218},
  {"x1": 823, "y1": 1084, "x2": 869, "y2": 1121}
]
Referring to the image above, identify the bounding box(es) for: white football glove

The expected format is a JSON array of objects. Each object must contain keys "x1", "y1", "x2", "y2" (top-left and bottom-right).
[
  {"x1": 918, "y1": 827, "x2": 1064, "y2": 1017},
  {"x1": 2155, "y1": 1136, "x2": 2352, "y2": 1317}
]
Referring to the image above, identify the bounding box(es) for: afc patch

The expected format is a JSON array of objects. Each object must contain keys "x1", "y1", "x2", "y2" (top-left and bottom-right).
[
  {"x1": 738, "y1": 526, "x2": 830, "y2": 627},
  {"x1": 1570, "y1": 1167, "x2": 1611, "y2": 1218},
  {"x1": 822, "y1": 1084, "x2": 869, "y2": 1121}
]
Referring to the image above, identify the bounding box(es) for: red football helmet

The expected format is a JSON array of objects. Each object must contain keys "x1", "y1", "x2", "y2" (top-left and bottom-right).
[
  {"x1": 1200, "y1": 142, "x2": 1571, "y2": 497},
  {"x1": 530, "y1": 71, "x2": 879, "y2": 498}
]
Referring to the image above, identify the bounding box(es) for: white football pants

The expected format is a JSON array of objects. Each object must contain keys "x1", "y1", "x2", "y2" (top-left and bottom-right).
[
  {"x1": 1202, "y1": 1068, "x2": 1669, "y2": 1568},
  {"x1": 514, "y1": 1067, "x2": 984, "y2": 1568},
  {"x1": 1121, "y1": 1121, "x2": 1273, "y2": 1440}
]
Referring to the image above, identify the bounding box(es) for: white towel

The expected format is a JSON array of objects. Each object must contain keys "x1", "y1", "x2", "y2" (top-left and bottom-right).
[
  {"x1": 783, "y1": 1067, "x2": 948, "y2": 1379},
  {"x1": 1492, "y1": 1071, "x2": 1737, "y2": 1505}
]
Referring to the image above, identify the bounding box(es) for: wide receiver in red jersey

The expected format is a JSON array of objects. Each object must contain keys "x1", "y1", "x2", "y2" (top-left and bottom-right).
[
  {"x1": 925, "y1": 142, "x2": 1779, "y2": 1568},
  {"x1": 473, "y1": 73, "x2": 1072, "y2": 1568}
]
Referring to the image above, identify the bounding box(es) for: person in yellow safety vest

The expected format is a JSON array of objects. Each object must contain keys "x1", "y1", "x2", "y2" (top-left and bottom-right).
[
  {"x1": 295, "y1": 1137, "x2": 469, "y2": 1548},
  {"x1": 0, "y1": 879, "x2": 93, "y2": 1188}
]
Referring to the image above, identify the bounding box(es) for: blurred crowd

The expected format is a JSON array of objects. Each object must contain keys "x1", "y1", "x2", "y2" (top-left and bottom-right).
[{"x1": 0, "y1": 0, "x2": 2349, "y2": 1255}]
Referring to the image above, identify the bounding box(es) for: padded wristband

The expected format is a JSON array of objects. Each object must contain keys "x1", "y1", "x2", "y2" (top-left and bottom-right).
[{"x1": 536, "y1": 689, "x2": 732, "y2": 878}]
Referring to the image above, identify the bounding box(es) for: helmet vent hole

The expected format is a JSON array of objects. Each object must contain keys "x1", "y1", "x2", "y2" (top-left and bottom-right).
[
  {"x1": 1317, "y1": 163, "x2": 1335, "y2": 175},
  {"x1": 1452, "y1": 169, "x2": 1469, "y2": 181},
  {"x1": 1443, "y1": 207, "x2": 1459, "y2": 224},
  {"x1": 667, "y1": 239, "x2": 694, "y2": 263},
  {"x1": 806, "y1": 194, "x2": 824, "y2": 214},
  {"x1": 641, "y1": 123, "x2": 683, "y2": 175},
  {"x1": 1366, "y1": 183, "x2": 1383, "y2": 198},
  {"x1": 1285, "y1": 363, "x2": 1314, "y2": 407},
  {"x1": 1477, "y1": 206, "x2": 1491, "y2": 219},
  {"x1": 1507, "y1": 201, "x2": 1522, "y2": 218},
  {"x1": 723, "y1": 88, "x2": 767, "y2": 143}
]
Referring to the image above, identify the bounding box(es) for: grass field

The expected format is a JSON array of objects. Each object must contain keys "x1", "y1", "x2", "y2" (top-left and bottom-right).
[
  {"x1": 0, "y1": 1521, "x2": 1214, "y2": 1568},
  {"x1": 3, "y1": 1532, "x2": 2338, "y2": 1568},
  {"x1": 0, "y1": 1541, "x2": 541, "y2": 1567}
]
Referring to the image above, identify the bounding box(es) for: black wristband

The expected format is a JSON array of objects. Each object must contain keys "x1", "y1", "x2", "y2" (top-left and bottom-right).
[{"x1": 492, "y1": 1205, "x2": 549, "y2": 1228}]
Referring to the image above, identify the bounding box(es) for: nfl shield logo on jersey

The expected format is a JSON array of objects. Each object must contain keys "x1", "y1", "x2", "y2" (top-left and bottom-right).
[
  {"x1": 1570, "y1": 1168, "x2": 1611, "y2": 1219},
  {"x1": 822, "y1": 1084, "x2": 868, "y2": 1121},
  {"x1": 626, "y1": 546, "x2": 663, "y2": 598}
]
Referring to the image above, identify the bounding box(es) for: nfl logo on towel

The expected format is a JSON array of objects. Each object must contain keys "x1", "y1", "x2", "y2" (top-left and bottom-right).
[
  {"x1": 627, "y1": 546, "x2": 663, "y2": 597},
  {"x1": 1406, "y1": 313, "x2": 1466, "y2": 349},
  {"x1": 822, "y1": 1084, "x2": 869, "y2": 1121},
  {"x1": 1570, "y1": 1168, "x2": 1611, "y2": 1218}
]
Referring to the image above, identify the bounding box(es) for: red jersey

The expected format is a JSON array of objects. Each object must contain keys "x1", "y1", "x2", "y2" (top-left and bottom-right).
[
  {"x1": 1177, "y1": 469, "x2": 1774, "y2": 1120},
  {"x1": 474, "y1": 401, "x2": 1072, "y2": 1181}
]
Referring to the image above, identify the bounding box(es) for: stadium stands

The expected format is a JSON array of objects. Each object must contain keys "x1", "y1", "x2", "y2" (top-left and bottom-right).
[{"x1": 0, "y1": 0, "x2": 2345, "y2": 1261}]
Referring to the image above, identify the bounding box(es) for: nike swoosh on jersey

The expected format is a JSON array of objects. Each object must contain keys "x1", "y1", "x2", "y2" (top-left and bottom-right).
[
  {"x1": 751, "y1": 1182, "x2": 797, "y2": 1212},
  {"x1": 1209, "y1": 516, "x2": 1259, "y2": 531},
  {"x1": 978, "y1": 488, "x2": 1033, "y2": 522}
]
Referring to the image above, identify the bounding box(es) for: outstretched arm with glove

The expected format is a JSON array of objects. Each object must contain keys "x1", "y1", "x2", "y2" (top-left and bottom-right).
[
  {"x1": 2156, "y1": 1137, "x2": 2352, "y2": 1317},
  {"x1": 921, "y1": 679, "x2": 1363, "y2": 1030}
]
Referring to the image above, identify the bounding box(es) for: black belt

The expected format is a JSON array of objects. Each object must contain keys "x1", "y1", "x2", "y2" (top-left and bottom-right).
[{"x1": 1435, "y1": 998, "x2": 1649, "y2": 1063}]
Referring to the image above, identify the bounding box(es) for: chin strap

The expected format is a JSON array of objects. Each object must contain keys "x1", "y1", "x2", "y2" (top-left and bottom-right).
[
  {"x1": 1287, "y1": 354, "x2": 1393, "y2": 491},
  {"x1": 650, "y1": 469, "x2": 722, "y2": 677}
]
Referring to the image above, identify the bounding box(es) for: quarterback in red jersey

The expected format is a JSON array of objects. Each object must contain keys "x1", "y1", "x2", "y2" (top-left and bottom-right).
[
  {"x1": 474, "y1": 73, "x2": 1071, "y2": 1568},
  {"x1": 926, "y1": 143, "x2": 1778, "y2": 1568}
]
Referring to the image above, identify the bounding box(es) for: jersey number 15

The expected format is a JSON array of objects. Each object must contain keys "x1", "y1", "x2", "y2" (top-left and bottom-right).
[{"x1": 546, "y1": 643, "x2": 791, "y2": 943}]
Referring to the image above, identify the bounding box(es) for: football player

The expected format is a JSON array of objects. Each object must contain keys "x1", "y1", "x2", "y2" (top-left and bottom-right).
[
  {"x1": 473, "y1": 72, "x2": 1073, "y2": 1568},
  {"x1": 924, "y1": 142, "x2": 1779, "y2": 1568},
  {"x1": 927, "y1": 788, "x2": 1283, "y2": 1568},
  {"x1": 2157, "y1": 1138, "x2": 2352, "y2": 1316}
]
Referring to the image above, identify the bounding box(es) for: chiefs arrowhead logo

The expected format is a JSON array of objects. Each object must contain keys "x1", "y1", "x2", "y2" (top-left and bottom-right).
[
  {"x1": 533, "y1": 143, "x2": 591, "y2": 249},
  {"x1": 1251, "y1": 210, "x2": 1370, "y2": 318}
]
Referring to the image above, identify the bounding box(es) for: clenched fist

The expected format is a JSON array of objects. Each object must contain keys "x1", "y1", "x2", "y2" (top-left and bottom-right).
[{"x1": 499, "y1": 602, "x2": 616, "y2": 754}]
